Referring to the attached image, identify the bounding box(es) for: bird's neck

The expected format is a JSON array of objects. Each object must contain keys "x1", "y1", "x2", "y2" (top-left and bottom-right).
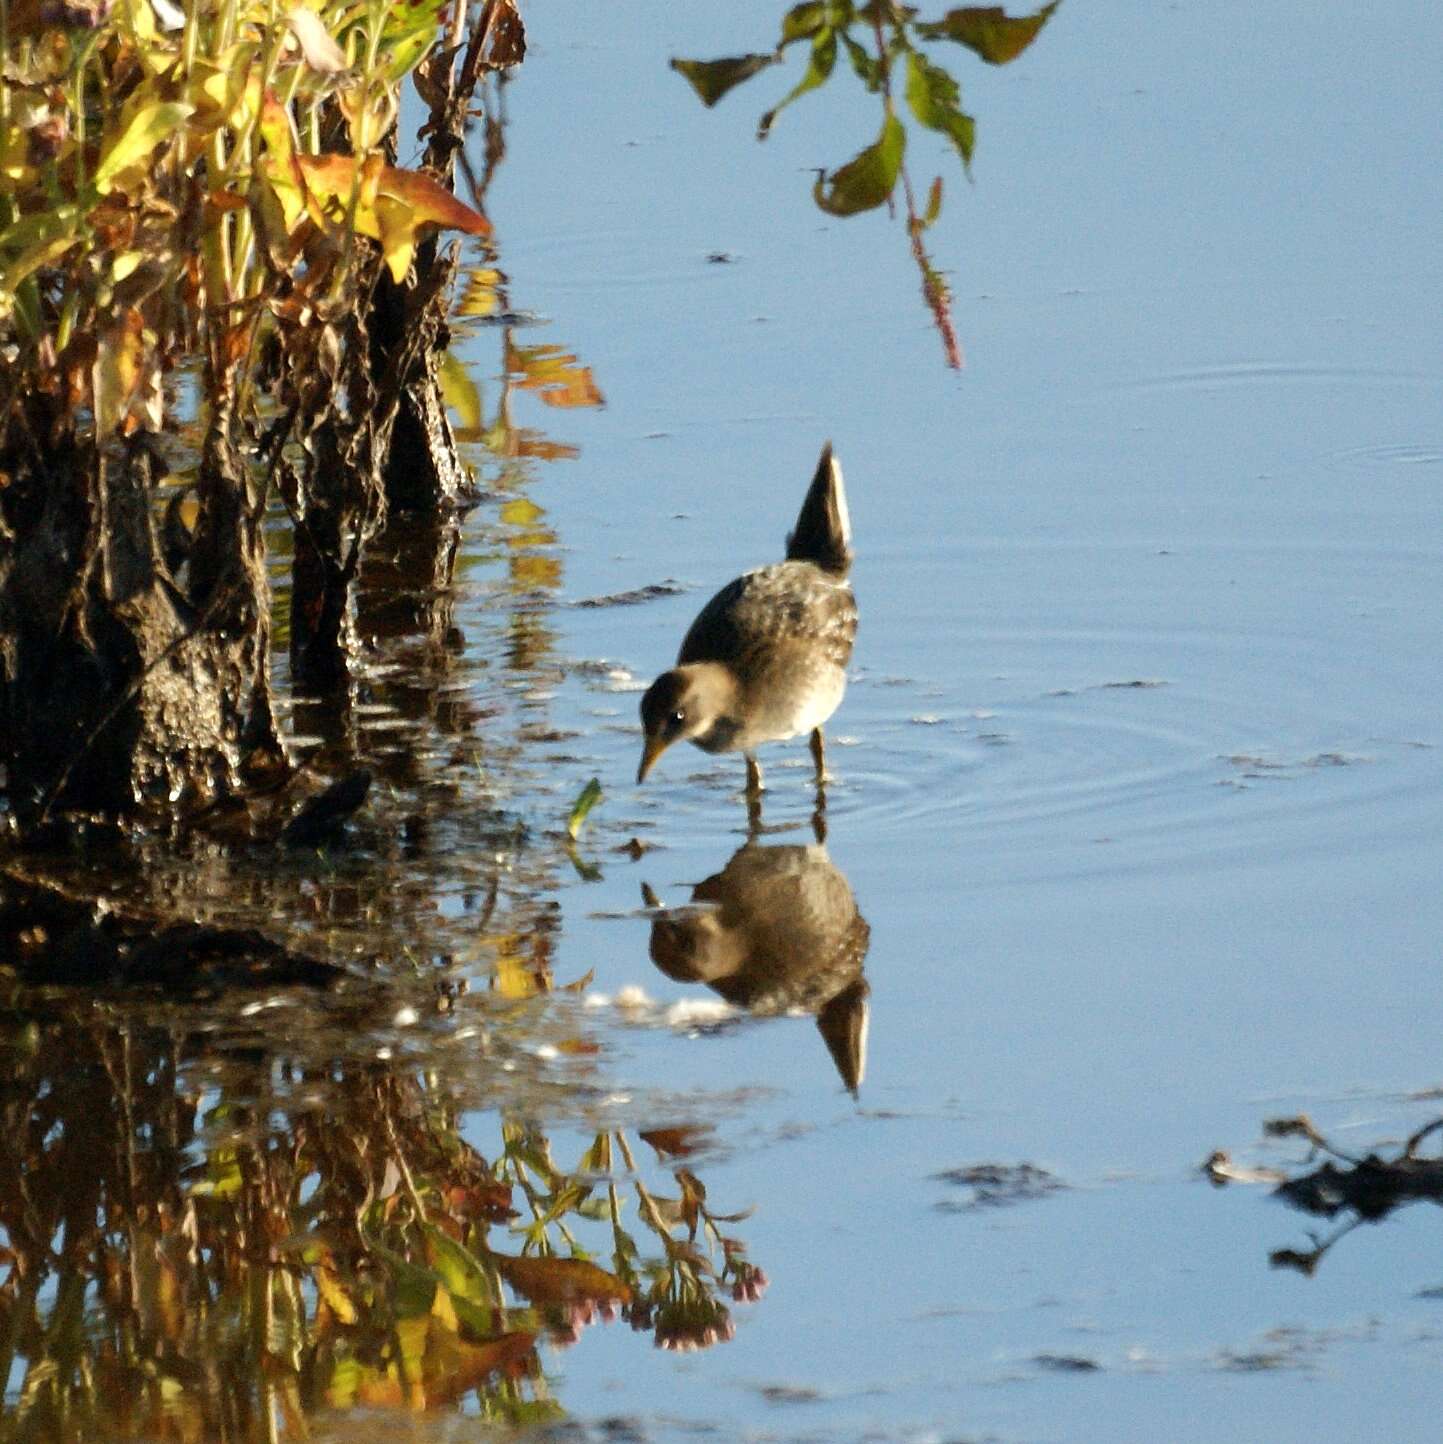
[{"x1": 676, "y1": 662, "x2": 744, "y2": 749}]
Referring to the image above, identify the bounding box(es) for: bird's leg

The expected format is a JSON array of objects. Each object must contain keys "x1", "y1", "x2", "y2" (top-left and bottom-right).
[
  {"x1": 808, "y1": 733, "x2": 832, "y2": 837},
  {"x1": 745, "y1": 753, "x2": 764, "y2": 834},
  {"x1": 810, "y1": 727, "x2": 828, "y2": 784}
]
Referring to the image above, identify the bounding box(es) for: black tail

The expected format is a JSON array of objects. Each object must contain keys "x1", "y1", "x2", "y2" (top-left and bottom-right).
[
  {"x1": 817, "y1": 976, "x2": 869, "y2": 1095},
  {"x1": 785, "y1": 441, "x2": 852, "y2": 576}
]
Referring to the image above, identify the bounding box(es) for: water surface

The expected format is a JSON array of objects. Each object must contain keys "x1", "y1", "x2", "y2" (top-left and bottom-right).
[{"x1": 5, "y1": 1, "x2": 1443, "y2": 1440}]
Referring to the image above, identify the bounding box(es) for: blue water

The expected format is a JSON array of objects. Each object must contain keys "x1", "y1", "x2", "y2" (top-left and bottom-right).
[{"x1": 380, "y1": 1, "x2": 1443, "y2": 1438}]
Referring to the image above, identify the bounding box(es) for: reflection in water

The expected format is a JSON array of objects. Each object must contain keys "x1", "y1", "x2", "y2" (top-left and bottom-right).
[
  {"x1": 646, "y1": 836, "x2": 871, "y2": 1092},
  {"x1": 1207, "y1": 1114, "x2": 1443, "y2": 1277},
  {"x1": 0, "y1": 53, "x2": 724, "y2": 1443},
  {"x1": 0, "y1": 992, "x2": 765, "y2": 1440}
]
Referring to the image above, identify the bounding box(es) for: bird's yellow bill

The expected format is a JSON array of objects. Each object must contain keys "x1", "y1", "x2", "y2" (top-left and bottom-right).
[{"x1": 637, "y1": 734, "x2": 669, "y2": 783}]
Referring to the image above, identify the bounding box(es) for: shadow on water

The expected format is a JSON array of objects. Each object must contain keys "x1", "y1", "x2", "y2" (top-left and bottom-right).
[
  {"x1": 1207, "y1": 1113, "x2": 1443, "y2": 1279},
  {"x1": 643, "y1": 831, "x2": 871, "y2": 1094}
]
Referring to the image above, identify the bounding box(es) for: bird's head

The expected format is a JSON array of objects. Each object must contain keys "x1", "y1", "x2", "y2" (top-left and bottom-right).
[{"x1": 637, "y1": 667, "x2": 731, "y2": 782}]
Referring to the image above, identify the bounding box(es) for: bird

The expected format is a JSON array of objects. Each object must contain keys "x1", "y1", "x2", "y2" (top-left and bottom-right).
[{"x1": 637, "y1": 441, "x2": 856, "y2": 802}]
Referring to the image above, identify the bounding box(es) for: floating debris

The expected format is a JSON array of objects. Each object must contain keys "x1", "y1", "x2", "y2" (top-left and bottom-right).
[
  {"x1": 572, "y1": 582, "x2": 686, "y2": 609},
  {"x1": 932, "y1": 1161, "x2": 1067, "y2": 1211},
  {"x1": 1034, "y1": 1353, "x2": 1101, "y2": 1374}
]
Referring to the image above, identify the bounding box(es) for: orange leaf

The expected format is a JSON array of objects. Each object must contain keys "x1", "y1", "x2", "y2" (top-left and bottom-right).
[
  {"x1": 379, "y1": 165, "x2": 491, "y2": 236},
  {"x1": 296, "y1": 154, "x2": 490, "y2": 281},
  {"x1": 495, "y1": 1254, "x2": 632, "y2": 1306},
  {"x1": 639, "y1": 1125, "x2": 713, "y2": 1160},
  {"x1": 423, "y1": 1332, "x2": 537, "y2": 1404},
  {"x1": 505, "y1": 342, "x2": 603, "y2": 409},
  {"x1": 513, "y1": 432, "x2": 579, "y2": 461}
]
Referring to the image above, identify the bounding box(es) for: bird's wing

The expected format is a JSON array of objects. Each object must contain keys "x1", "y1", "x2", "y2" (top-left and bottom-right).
[
  {"x1": 679, "y1": 564, "x2": 857, "y2": 670},
  {"x1": 676, "y1": 574, "x2": 750, "y2": 665}
]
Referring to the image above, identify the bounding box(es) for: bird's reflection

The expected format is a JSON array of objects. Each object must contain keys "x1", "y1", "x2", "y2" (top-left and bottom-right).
[{"x1": 644, "y1": 836, "x2": 870, "y2": 1093}]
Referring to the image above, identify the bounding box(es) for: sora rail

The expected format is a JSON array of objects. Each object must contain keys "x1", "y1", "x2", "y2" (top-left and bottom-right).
[{"x1": 637, "y1": 442, "x2": 856, "y2": 799}]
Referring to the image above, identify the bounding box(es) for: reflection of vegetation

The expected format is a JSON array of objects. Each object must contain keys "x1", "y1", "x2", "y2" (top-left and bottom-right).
[
  {"x1": 672, "y1": 1, "x2": 1061, "y2": 368},
  {"x1": 0, "y1": 996, "x2": 765, "y2": 1440},
  {"x1": 1207, "y1": 1113, "x2": 1443, "y2": 1277}
]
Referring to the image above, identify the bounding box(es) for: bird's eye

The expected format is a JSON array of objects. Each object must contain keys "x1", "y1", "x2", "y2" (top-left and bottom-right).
[{"x1": 670, "y1": 709, "x2": 685, "y2": 727}]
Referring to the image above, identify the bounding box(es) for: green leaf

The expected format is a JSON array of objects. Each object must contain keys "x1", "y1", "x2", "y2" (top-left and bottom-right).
[
  {"x1": 915, "y1": 2, "x2": 1060, "y2": 65},
  {"x1": 566, "y1": 777, "x2": 603, "y2": 840},
  {"x1": 923, "y1": 174, "x2": 944, "y2": 228},
  {"x1": 564, "y1": 840, "x2": 603, "y2": 883},
  {"x1": 380, "y1": 0, "x2": 448, "y2": 80},
  {"x1": 670, "y1": 54, "x2": 778, "y2": 108},
  {"x1": 839, "y1": 31, "x2": 884, "y2": 91},
  {"x1": 780, "y1": 1, "x2": 851, "y2": 42},
  {"x1": 904, "y1": 51, "x2": 976, "y2": 173},
  {"x1": 424, "y1": 1224, "x2": 490, "y2": 1303},
  {"x1": 781, "y1": 1, "x2": 826, "y2": 41},
  {"x1": 759, "y1": 28, "x2": 837, "y2": 138},
  {"x1": 813, "y1": 110, "x2": 905, "y2": 216},
  {"x1": 94, "y1": 102, "x2": 194, "y2": 194},
  {"x1": 383, "y1": 1249, "x2": 441, "y2": 1319}
]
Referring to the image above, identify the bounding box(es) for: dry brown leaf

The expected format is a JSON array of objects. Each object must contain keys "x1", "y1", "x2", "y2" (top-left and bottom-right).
[{"x1": 496, "y1": 1254, "x2": 632, "y2": 1306}]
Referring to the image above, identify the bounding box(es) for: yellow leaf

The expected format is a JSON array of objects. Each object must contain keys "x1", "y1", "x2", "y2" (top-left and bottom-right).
[
  {"x1": 297, "y1": 151, "x2": 382, "y2": 238},
  {"x1": 0, "y1": 231, "x2": 82, "y2": 303},
  {"x1": 438, "y1": 350, "x2": 481, "y2": 431},
  {"x1": 1, "y1": 120, "x2": 31, "y2": 183},
  {"x1": 316, "y1": 1266, "x2": 358, "y2": 1325},
  {"x1": 379, "y1": 165, "x2": 491, "y2": 236},
  {"x1": 297, "y1": 154, "x2": 490, "y2": 270},
  {"x1": 93, "y1": 307, "x2": 145, "y2": 436},
  {"x1": 431, "y1": 1282, "x2": 460, "y2": 1334},
  {"x1": 456, "y1": 265, "x2": 504, "y2": 318},
  {"x1": 375, "y1": 193, "x2": 417, "y2": 283},
  {"x1": 112, "y1": 250, "x2": 144, "y2": 283},
  {"x1": 94, "y1": 102, "x2": 194, "y2": 194},
  {"x1": 395, "y1": 1314, "x2": 430, "y2": 1383},
  {"x1": 195, "y1": 59, "x2": 261, "y2": 129},
  {"x1": 499, "y1": 497, "x2": 543, "y2": 527},
  {"x1": 258, "y1": 94, "x2": 307, "y2": 233},
  {"x1": 338, "y1": 83, "x2": 396, "y2": 153}
]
